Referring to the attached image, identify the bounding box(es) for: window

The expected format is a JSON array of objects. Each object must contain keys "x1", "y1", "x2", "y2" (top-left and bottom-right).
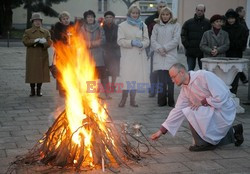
[{"x1": 98, "y1": 0, "x2": 107, "y2": 13}]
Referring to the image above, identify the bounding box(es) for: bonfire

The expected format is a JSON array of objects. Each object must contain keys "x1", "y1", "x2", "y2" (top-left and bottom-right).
[{"x1": 7, "y1": 24, "x2": 159, "y2": 173}]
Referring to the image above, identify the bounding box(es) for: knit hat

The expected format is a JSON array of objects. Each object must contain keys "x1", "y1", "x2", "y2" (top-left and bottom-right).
[
  {"x1": 210, "y1": 14, "x2": 222, "y2": 23},
  {"x1": 104, "y1": 11, "x2": 115, "y2": 17},
  {"x1": 225, "y1": 10, "x2": 239, "y2": 19},
  {"x1": 30, "y1": 13, "x2": 43, "y2": 22}
]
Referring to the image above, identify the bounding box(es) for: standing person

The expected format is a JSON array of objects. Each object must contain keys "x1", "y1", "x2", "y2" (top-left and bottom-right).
[
  {"x1": 103, "y1": 11, "x2": 120, "y2": 93},
  {"x1": 150, "y1": 7, "x2": 181, "y2": 107},
  {"x1": 181, "y1": 4, "x2": 211, "y2": 70},
  {"x1": 151, "y1": 63, "x2": 244, "y2": 151},
  {"x1": 117, "y1": 5, "x2": 149, "y2": 107},
  {"x1": 235, "y1": 6, "x2": 249, "y2": 84},
  {"x1": 52, "y1": 11, "x2": 74, "y2": 97},
  {"x1": 223, "y1": 10, "x2": 247, "y2": 94},
  {"x1": 235, "y1": 6, "x2": 249, "y2": 51},
  {"x1": 81, "y1": 10, "x2": 111, "y2": 100},
  {"x1": 22, "y1": 13, "x2": 52, "y2": 97},
  {"x1": 145, "y1": 0, "x2": 167, "y2": 98},
  {"x1": 200, "y1": 14, "x2": 230, "y2": 58}
]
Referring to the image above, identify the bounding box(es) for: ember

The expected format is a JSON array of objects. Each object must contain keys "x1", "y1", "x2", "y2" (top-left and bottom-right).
[{"x1": 7, "y1": 24, "x2": 161, "y2": 173}]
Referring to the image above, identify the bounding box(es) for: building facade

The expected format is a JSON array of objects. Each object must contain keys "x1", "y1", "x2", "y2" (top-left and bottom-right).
[{"x1": 12, "y1": 0, "x2": 249, "y2": 29}]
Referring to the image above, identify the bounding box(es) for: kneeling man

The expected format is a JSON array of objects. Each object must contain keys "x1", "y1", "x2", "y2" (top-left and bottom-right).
[{"x1": 151, "y1": 63, "x2": 244, "y2": 151}]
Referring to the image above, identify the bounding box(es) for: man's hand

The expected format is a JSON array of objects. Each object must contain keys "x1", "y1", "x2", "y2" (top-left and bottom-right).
[
  {"x1": 211, "y1": 48, "x2": 218, "y2": 56},
  {"x1": 158, "y1": 48, "x2": 166, "y2": 56},
  {"x1": 190, "y1": 102, "x2": 202, "y2": 110},
  {"x1": 151, "y1": 130, "x2": 162, "y2": 140}
]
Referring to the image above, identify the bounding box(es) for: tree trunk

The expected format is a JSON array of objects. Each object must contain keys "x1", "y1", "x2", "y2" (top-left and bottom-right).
[
  {"x1": 26, "y1": 4, "x2": 32, "y2": 29},
  {"x1": 0, "y1": 0, "x2": 13, "y2": 37}
]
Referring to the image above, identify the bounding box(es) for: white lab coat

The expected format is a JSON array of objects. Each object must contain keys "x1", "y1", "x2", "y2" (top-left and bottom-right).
[{"x1": 162, "y1": 70, "x2": 236, "y2": 145}]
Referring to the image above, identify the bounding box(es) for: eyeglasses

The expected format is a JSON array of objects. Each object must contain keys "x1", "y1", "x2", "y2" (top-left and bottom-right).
[{"x1": 170, "y1": 71, "x2": 180, "y2": 80}]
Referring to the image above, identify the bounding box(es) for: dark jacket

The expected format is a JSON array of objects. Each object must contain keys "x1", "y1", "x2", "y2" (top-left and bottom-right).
[
  {"x1": 238, "y1": 17, "x2": 249, "y2": 50},
  {"x1": 181, "y1": 14, "x2": 211, "y2": 57},
  {"x1": 223, "y1": 21, "x2": 246, "y2": 58},
  {"x1": 52, "y1": 21, "x2": 74, "y2": 44},
  {"x1": 145, "y1": 12, "x2": 159, "y2": 38},
  {"x1": 103, "y1": 23, "x2": 120, "y2": 76}
]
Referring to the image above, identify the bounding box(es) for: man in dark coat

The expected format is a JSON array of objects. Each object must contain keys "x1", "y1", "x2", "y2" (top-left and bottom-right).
[
  {"x1": 235, "y1": 6, "x2": 249, "y2": 51},
  {"x1": 181, "y1": 4, "x2": 211, "y2": 71},
  {"x1": 145, "y1": 0, "x2": 167, "y2": 98}
]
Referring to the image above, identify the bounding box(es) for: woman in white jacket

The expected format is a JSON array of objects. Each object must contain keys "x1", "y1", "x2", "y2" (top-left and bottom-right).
[
  {"x1": 117, "y1": 5, "x2": 150, "y2": 107},
  {"x1": 151, "y1": 7, "x2": 181, "y2": 107}
]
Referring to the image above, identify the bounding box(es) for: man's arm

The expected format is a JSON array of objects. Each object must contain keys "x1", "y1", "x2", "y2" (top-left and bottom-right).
[{"x1": 151, "y1": 89, "x2": 189, "y2": 140}]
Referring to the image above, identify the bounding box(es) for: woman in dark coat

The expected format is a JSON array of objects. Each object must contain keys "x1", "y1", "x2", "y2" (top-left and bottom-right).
[
  {"x1": 52, "y1": 11, "x2": 74, "y2": 97},
  {"x1": 103, "y1": 11, "x2": 120, "y2": 92},
  {"x1": 223, "y1": 10, "x2": 247, "y2": 94}
]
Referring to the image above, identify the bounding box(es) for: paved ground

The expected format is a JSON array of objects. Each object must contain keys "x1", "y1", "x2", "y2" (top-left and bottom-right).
[{"x1": 0, "y1": 45, "x2": 250, "y2": 174}]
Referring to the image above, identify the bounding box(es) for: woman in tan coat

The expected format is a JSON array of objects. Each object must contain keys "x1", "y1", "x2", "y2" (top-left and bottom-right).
[{"x1": 22, "y1": 13, "x2": 52, "y2": 96}]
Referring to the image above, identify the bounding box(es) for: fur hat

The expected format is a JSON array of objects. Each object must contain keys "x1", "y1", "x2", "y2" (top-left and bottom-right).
[
  {"x1": 225, "y1": 10, "x2": 239, "y2": 19},
  {"x1": 210, "y1": 14, "x2": 222, "y2": 23},
  {"x1": 30, "y1": 13, "x2": 43, "y2": 22}
]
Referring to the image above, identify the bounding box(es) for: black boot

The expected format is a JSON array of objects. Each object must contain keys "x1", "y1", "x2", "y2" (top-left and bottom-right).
[
  {"x1": 130, "y1": 90, "x2": 138, "y2": 107},
  {"x1": 30, "y1": 83, "x2": 35, "y2": 97},
  {"x1": 36, "y1": 83, "x2": 43, "y2": 97},
  {"x1": 118, "y1": 90, "x2": 128, "y2": 107}
]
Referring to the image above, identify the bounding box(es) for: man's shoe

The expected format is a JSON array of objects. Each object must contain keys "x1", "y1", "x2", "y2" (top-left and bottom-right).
[
  {"x1": 233, "y1": 124, "x2": 244, "y2": 146},
  {"x1": 189, "y1": 144, "x2": 216, "y2": 152},
  {"x1": 242, "y1": 79, "x2": 248, "y2": 84}
]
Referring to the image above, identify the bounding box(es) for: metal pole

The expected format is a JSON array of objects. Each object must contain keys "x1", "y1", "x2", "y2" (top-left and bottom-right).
[
  {"x1": 248, "y1": 62, "x2": 250, "y2": 100},
  {"x1": 7, "y1": 31, "x2": 10, "y2": 47}
]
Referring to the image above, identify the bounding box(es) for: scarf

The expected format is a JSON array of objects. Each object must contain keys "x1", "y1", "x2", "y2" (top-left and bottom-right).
[{"x1": 127, "y1": 16, "x2": 143, "y2": 30}]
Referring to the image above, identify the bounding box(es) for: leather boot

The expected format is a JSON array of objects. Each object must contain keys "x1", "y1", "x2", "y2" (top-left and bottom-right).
[
  {"x1": 37, "y1": 83, "x2": 43, "y2": 96},
  {"x1": 30, "y1": 83, "x2": 35, "y2": 97},
  {"x1": 130, "y1": 90, "x2": 138, "y2": 107},
  {"x1": 118, "y1": 90, "x2": 128, "y2": 107}
]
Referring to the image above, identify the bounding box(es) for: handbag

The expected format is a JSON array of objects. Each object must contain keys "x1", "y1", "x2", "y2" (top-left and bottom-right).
[{"x1": 49, "y1": 52, "x2": 57, "y2": 79}]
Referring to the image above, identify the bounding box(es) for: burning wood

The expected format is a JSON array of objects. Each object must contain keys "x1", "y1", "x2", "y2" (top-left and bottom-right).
[{"x1": 7, "y1": 24, "x2": 162, "y2": 173}]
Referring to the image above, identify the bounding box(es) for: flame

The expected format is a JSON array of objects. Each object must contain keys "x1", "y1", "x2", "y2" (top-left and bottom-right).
[{"x1": 53, "y1": 24, "x2": 112, "y2": 167}]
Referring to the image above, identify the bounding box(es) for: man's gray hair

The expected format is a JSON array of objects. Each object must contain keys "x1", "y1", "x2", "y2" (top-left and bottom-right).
[
  {"x1": 170, "y1": 63, "x2": 187, "y2": 72},
  {"x1": 196, "y1": 4, "x2": 206, "y2": 12}
]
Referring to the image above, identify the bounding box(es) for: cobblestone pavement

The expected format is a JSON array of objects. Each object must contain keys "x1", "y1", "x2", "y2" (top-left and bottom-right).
[{"x1": 0, "y1": 46, "x2": 250, "y2": 174}]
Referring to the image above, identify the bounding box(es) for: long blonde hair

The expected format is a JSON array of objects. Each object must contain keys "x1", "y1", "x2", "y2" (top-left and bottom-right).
[{"x1": 155, "y1": 7, "x2": 177, "y2": 24}]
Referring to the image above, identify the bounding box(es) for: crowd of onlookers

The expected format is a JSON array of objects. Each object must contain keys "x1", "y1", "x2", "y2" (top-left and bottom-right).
[{"x1": 22, "y1": 0, "x2": 249, "y2": 108}]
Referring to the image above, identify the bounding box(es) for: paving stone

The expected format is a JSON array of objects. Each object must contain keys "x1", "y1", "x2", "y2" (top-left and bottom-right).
[
  {"x1": 0, "y1": 131, "x2": 10, "y2": 138},
  {"x1": 214, "y1": 149, "x2": 249, "y2": 158},
  {"x1": 183, "y1": 160, "x2": 224, "y2": 171},
  {"x1": 182, "y1": 151, "x2": 222, "y2": 161},
  {"x1": 6, "y1": 148, "x2": 28, "y2": 157},
  {"x1": 11, "y1": 130, "x2": 40, "y2": 136},
  {"x1": 0, "y1": 149, "x2": 6, "y2": 157},
  {"x1": 0, "y1": 47, "x2": 250, "y2": 173},
  {"x1": 0, "y1": 143, "x2": 17, "y2": 150}
]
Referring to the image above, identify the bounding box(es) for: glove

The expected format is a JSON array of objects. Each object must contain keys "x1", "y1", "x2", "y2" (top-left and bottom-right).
[
  {"x1": 131, "y1": 39, "x2": 143, "y2": 48},
  {"x1": 34, "y1": 38, "x2": 40, "y2": 43},
  {"x1": 39, "y1": 38, "x2": 47, "y2": 44}
]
